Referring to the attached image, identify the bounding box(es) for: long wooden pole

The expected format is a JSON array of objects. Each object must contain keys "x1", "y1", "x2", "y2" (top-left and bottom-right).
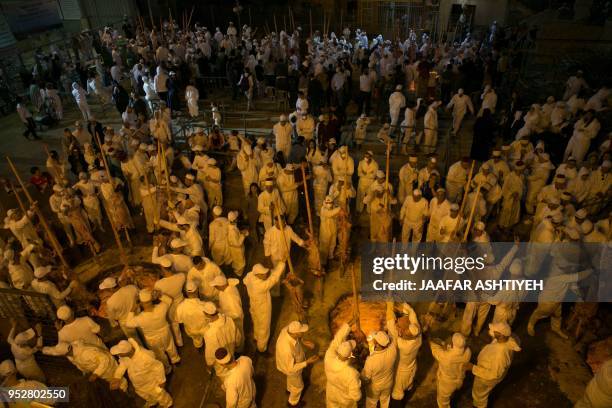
[
  {"x1": 158, "y1": 141, "x2": 172, "y2": 204},
  {"x1": 384, "y1": 141, "x2": 391, "y2": 209},
  {"x1": 274, "y1": 207, "x2": 295, "y2": 277},
  {"x1": 451, "y1": 160, "x2": 475, "y2": 240},
  {"x1": 6, "y1": 157, "x2": 69, "y2": 268},
  {"x1": 300, "y1": 163, "x2": 315, "y2": 237},
  {"x1": 309, "y1": 9, "x2": 313, "y2": 38},
  {"x1": 350, "y1": 262, "x2": 361, "y2": 333},
  {"x1": 274, "y1": 14, "x2": 278, "y2": 34},
  {"x1": 8, "y1": 181, "x2": 26, "y2": 214},
  {"x1": 463, "y1": 184, "x2": 482, "y2": 242},
  {"x1": 92, "y1": 132, "x2": 129, "y2": 264}
]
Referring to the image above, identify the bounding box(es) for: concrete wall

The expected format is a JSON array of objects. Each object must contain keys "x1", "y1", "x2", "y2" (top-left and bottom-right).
[
  {"x1": 58, "y1": 0, "x2": 137, "y2": 31},
  {"x1": 439, "y1": 0, "x2": 508, "y2": 34}
]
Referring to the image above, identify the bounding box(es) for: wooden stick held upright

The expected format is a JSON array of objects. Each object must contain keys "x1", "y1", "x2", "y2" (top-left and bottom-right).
[
  {"x1": 91, "y1": 132, "x2": 129, "y2": 265},
  {"x1": 384, "y1": 141, "x2": 391, "y2": 209},
  {"x1": 451, "y1": 160, "x2": 475, "y2": 240},
  {"x1": 6, "y1": 157, "x2": 69, "y2": 268},
  {"x1": 8, "y1": 180, "x2": 26, "y2": 214},
  {"x1": 463, "y1": 184, "x2": 482, "y2": 242}
]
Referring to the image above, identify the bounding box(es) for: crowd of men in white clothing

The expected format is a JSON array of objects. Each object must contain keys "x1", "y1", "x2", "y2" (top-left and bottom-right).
[{"x1": 2, "y1": 13, "x2": 612, "y2": 408}]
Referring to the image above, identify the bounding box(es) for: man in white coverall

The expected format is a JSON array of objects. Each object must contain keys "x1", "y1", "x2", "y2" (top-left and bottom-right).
[
  {"x1": 187, "y1": 255, "x2": 225, "y2": 300},
  {"x1": 215, "y1": 347, "x2": 257, "y2": 408},
  {"x1": 153, "y1": 261, "x2": 186, "y2": 347},
  {"x1": 388, "y1": 85, "x2": 406, "y2": 126},
  {"x1": 175, "y1": 281, "x2": 210, "y2": 348},
  {"x1": 324, "y1": 321, "x2": 362, "y2": 407},
  {"x1": 202, "y1": 302, "x2": 241, "y2": 368},
  {"x1": 274, "y1": 114, "x2": 293, "y2": 158},
  {"x1": 466, "y1": 322, "x2": 521, "y2": 408},
  {"x1": 386, "y1": 302, "x2": 422, "y2": 402},
  {"x1": 275, "y1": 321, "x2": 319, "y2": 407},
  {"x1": 110, "y1": 338, "x2": 173, "y2": 408},
  {"x1": 445, "y1": 158, "x2": 471, "y2": 203},
  {"x1": 124, "y1": 289, "x2": 180, "y2": 373},
  {"x1": 423, "y1": 101, "x2": 442, "y2": 153},
  {"x1": 430, "y1": 333, "x2": 472, "y2": 408},
  {"x1": 45, "y1": 340, "x2": 127, "y2": 391},
  {"x1": 211, "y1": 275, "x2": 245, "y2": 351},
  {"x1": 356, "y1": 151, "x2": 379, "y2": 213},
  {"x1": 244, "y1": 263, "x2": 286, "y2": 352},
  {"x1": 574, "y1": 359, "x2": 612, "y2": 408},
  {"x1": 361, "y1": 329, "x2": 397, "y2": 408},
  {"x1": 400, "y1": 189, "x2": 429, "y2": 243},
  {"x1": 447, "y1": 88, "x2": 474, "y2": 135},
  {"x1": 264, "y1": 218, "x2": 307, "y2": 266},
  {"x1": 101, "y1": 278, "x2": 140, "y2": 343},
  {"x1": 55, "y1": 305, "x2": 106, "y2": 349}
]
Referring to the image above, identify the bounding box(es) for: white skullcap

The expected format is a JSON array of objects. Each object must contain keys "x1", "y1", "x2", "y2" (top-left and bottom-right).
[
  {"x1": 185, "y1": 173, "x2": 195, "y2": 180},
  {"x1": 489, "y1": 322, "x2": 511, "y2": 337},
  {"x1": 228, "y1": 211, "x2": 239, "y2": 222},
  {"x1": 139, "y1": 289, "x2": 152, "y2": 302},
  {"x1": 215, "y1": 348, "x2": 232, "y2": 364},
  {"x1": 110, "y1": 340, "x2": 133, "y2": 355},
  {"x1": 210, "y1": 275, "x2": 228, "y2": 287},
  {"x1": 53, "y1": 184, "x2": 63, "y2": 193},
  {"x1": 452, "y1": 333, "x2": 466, "y2": 349},
  {"x1": 264, "y1": 179, "x2": 274, "y2": 187},
  {"x1": 192, "y1": 144, "x2": 203, "y2": 152},
  {"x1": 169, "y1": 175, "x2": 178, "y2": 183},
  {"x1": 474, "y1": 221, "x2": 485, "y2": 231},
  {"x1": 207, "y1": 158, "x2": 217, "y2": 165},
  {"x1": 372, "y1": 331, "x2": 390, "y2": 347},
  {"x1": 34, "y1": 265, "x2": 52, "y2": 279},
  {"x1": 252, "y1": 263, "x2": 270, "y2": 276},
  {"x1": 202, "y1": 302, "x2": 217, "y2": 315},
  {"x1": 564, "y1": 227, "x2": 580, "y2": 240},
  {"x1": 430, "y1": 157, "x2": 437, "y2": 163},
  {"x1": 376, "y1": 170, "x2": 385, "y2": 178},
  {"x1": 56, "y1": 305, "x2": 73, "y2": 321},
  {"x1": 185, "y1": 280, "x2": 198, "y2": 293},
  {"x1": 280, "y1": 114, "x2": 288, "y2": 121},
  {"x1": 412, "y1": 189, "x2": 421, "y2": 196},
  {"x1": 99, "y1": 277, "x2": 117, "y2": 290},
  {"x1": 0, "y1": 360, "x2": 16, "y2": 376},
  {"x1": 213, "y1": 206, "x2": 223, "y2": 216},
  {"x1": 551, "y1": 212, "x2": 564, "y2": 223},
  {"x1": 575, "y1": 208, "x2": 588, "y2": 219},
  {"x1": 14, "y1": 329, "x2": 36, "y2": 345},
  {"x1": 158, "y1": 257, "x2": 172, "y2": 268},
  {"x1": 450, "y1": 203, "x2": 460, "y2": 210},
  {"x1": 509, "y1": 259, "x2": 523, "y2": 276},
  {"x1": 170, "y1": 238, "x2": 187, "y2": 249},
  {"x1": 329, "y1": 138, "x2": 337, "y2": 144},
  {"x1": 287, "y1": 321, "x2": 309, "y2": 334},
  {"x1": 395, "y1": 84, "x2": 402, "y2": 91},
  {"x1": 337, "y1": 340, "x2": 356, "y2": 358}
]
